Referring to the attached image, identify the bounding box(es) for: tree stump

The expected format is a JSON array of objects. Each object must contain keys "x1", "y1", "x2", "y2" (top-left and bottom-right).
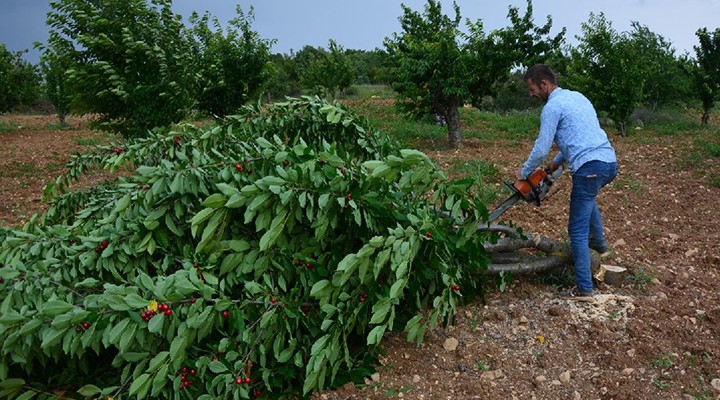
[
  {"x1": 594, "y1": 264, "x2": 628, "y2": 286},
  {"x1": 478, "y1": 224, "x2": 601, "y2": 275}
]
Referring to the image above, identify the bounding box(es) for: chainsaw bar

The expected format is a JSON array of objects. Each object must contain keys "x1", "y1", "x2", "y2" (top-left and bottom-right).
[
  {"x1": 482, "y1": 165, "x2": 565, "y2": 224},
  {"x1": 486, "y1": 192, "x2": 522, "y2": 222}
]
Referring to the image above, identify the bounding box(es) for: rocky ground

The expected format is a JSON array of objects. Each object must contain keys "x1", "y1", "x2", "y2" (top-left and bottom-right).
[{"x1": 1, "y1": 112, "x2": 719, "y2": 400}]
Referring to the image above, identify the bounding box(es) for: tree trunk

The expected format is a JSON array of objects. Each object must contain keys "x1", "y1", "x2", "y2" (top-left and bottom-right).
[
  {"x1": 701, "y1": 108, "x2": 710, "y2": 125},
  {"x1": 446, "y1": 106, "x2": 462, "y2": 149}
]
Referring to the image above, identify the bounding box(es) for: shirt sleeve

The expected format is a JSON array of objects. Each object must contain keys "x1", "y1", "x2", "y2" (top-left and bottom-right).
[{"x1": 521, "y1": 106, "x2": 560, "y2": 177}]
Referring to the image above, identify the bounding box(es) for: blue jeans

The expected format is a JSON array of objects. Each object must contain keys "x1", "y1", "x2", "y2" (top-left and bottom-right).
[{"x1": 569, "y1": 161, "x2": 617, "y2": 292}]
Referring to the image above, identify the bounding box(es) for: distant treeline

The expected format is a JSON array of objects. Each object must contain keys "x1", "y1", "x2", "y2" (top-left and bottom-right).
[{"x1": 0, "y1": 0, "x2": 718, "y2": 142}]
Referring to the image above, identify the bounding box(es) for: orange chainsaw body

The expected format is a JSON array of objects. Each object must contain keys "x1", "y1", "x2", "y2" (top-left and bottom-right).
[{"x1": 513, "y1": 168, "x2": 547, "y2": 197}]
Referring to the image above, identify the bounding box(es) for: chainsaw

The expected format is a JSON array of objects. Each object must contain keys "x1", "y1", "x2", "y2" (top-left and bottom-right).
[{"x1": 485, "y1": 165, "x2": 565, "y2": 223}]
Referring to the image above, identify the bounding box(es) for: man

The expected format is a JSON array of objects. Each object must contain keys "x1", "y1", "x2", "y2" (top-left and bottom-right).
[{"x1": 518, "y1": 64, "x2": 617, "y2": 299}]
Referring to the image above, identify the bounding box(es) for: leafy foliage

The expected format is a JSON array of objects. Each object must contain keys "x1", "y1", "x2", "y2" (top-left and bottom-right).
[
  {"x1": 44, "y1": 0, "x2": 195, "y2": 137},
  {"x1": 384, "y1": 0, "x2": 564, "y2": 148},
  {"x1": 566, "y1": 12, "x2": 645, "y2": 136},
  {"x1": 628, "y1": 22, "x2": 692, "y2": 109},
  {"x1": 296, "y1": 40, "x2": 357, "y2": 98},
  {"x1": 691, "y1": 27, "x2": 720, "y2": 125},
  {"x1": 0, "y1": 44, "x2": 40, "y2": 113},
  {"x1": 0, "y1": 97, "x2": 493, "y2": 399},
  {"x1": 188, "y1": 5, "x2": 273, "y2": 118}
]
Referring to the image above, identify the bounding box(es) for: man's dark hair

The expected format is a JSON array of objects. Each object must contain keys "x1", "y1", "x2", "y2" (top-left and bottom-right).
[{"x1": 523, "y1": 64, "x2": 557, "y2": 85}]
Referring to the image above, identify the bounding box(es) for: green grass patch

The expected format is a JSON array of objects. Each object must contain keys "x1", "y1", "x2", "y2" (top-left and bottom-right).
[
  {"x1": 1, "y1": 161, "x2": 38, "y2": 179},
  {"x1": 462, "y1": 109, "x2": 540, "y2": 141},
  {"x1": 0, "y1": 120, "x2": 19, "y2": 133},
  {"x1": 342, "y1": 84, "x2": 396, "y2": 100}
]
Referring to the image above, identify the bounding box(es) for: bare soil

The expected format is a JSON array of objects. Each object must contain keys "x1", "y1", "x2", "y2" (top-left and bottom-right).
[{"x1": 1, "y1": 112, "x2": 719, "y2": 400}]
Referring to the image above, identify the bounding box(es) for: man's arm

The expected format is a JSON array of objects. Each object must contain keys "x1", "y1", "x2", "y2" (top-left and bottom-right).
[{"x1": 520, "y1": 107, "x2": 560, "y2": 177}]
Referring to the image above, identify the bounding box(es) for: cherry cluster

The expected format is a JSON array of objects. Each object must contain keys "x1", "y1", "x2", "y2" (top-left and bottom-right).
[
  {"x1": 141, "y1": 303, "x2": 172, "y2": 322},
  {"x1": 193, "y1": 263, "x2": 206, "y2": 284},
  {"x1": 110, "y1": 147, "x2": 125, "y2": 154},
  {"x1": 358, "y1": 291, "x2": 368, "y2": 303},
  {"x1": 451, "y1": 285, "x2": 460, "y2": 291},
  {"x1": 178, "y1": 366, "x2": 197, "y2": 389},
  {"x1": 94, "y1": 240, "x2": 109, "y2": 253},
  {"x1": 74, "y1": 321, "x2": 91, "y2": 333}
]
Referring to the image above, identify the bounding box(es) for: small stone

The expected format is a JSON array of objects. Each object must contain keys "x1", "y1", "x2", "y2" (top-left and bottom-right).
[
  {"x1": 413, "y1": 375, "x2": 421, "y2": 383},
  {"x1": 559, "y1": 371, "x2": 571, "y2": 383},
  {"x1": 482, "y1": 369, "x2": 504, "y2": 380},
  {"x1": 371, "y1": 373, "x2": 380, "y2": 382},
  {"x1": 519, "y1": 316, "x2": 528, "y2": 324},
  {"x1": 627, "y1": 349, "x2": 636, "y2": 357},
  {"x1": 443, "y1": 337, "x2": 459, "y2": 352},
  {"x1": 685, "y1": 248, "x2": 699, "y2": 257},
  {"x1": 711, "y1": 378, "x2": 720, "y2": 392},
  {"x1": 573, "y1": 391, "x2": 581, "y2": 400},
  {"x1": 614, "y1": 238, "x2": 626, "y2": 247},
  {"x1": 622, "y1": 368, "x2": 634, "y2": 375},
  {"x1": 533, "y1": 375, "x2": 547, "y2": 386}
]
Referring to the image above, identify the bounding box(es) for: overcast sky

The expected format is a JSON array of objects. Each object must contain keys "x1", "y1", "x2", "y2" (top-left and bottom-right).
[{"x1": 1, "y1": 0, "x2": 719, "y2": 64}]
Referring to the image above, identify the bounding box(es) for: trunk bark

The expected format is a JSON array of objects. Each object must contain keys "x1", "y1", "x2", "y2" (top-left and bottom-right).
[
  {"x1": 446, "y1": 105, "x2": 461, "y2": 149},
  {"x1": 702, "y1": 109, "x2": 710, "y2": 125}
]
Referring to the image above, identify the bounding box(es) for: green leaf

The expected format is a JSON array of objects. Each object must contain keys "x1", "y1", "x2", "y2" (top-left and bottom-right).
[
  {"x1": 14, "y1": 390, "x2": 36, "y2": 400},
  {"x1": 148, "y1": 351, "x2": 170, "y2": 373},
  {"x1": 128, "y1": 373, "x2": 151, "y2": 399},
  {"x1": 208, "y1": 360, "x2": 228, "y2": 373},
  {"x1": 389, "y1": 278, "x2": 406, "y2": 299},
  {"x1": 0, "y1": 379, "x2": 25, "y2": 389},
  {"x1": 18, "y1": 319, "x2": 43, "y2": 336},
  {"x1": 259, "y1": 209, "x2": 288, "y2": 251},
  {"x1": 202, "y1": 193, "x2": 227, "y2": 208},
  {"x1": 366, "y1": 325, "x2": 386, "y2": 346},
  {"x1": 42, "y1": 300, "x2": 74, "y2": 316},
  {"x1": 40, "y1": 327, "x2": 68, "y2": 349},
  {"x1": 310, "y1": 280, "x2": 331, "y2": 298},
  {"x1": 124, "y1": 293, "x2": 148, "y2": 309},
  {"x1": 77, "y1": 384, "x2": 102, "y2": 397},
  {"x1": 147, "y1": 314, "x2": 165, "y2": 333}
]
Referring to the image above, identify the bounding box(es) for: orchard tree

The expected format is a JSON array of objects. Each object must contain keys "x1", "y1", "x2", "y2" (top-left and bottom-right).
[
  {"x1": 384, "y1": 1, "x2": 474, "y2": 149},
  {"x1": 628, "y1": 21, "x2": 690, "y2": 109},
  {"x1": 37, "y1": 46, "x2": 72, "y2": 126},
  {"x1": 298, "y1": 40, "x2": 356, "y2": 98},
  {"x1": 189, "y1": 6, "x2": 273, "y2": 118},
  {"x1": 491, "y1": 0, "x2": 566, "y2": 70},
  {"x1": 44, "y1": 0, "x2": 194, "y2": 137},
  {"x1": 0, "y1": 97, "x2": 494, "y2": 399},
  {"x1": 0, "y1": 45, "x2": 40, "y2": 113},
  {"x1": 385, "y1": 0, "x2": 564, "y2": 148},
  {"x1": 691, "y1": 27, "x2": 720, "y2": 125},
  {"x1": 566, "y1": 13, "x2": 645, "y2": 136},
  {"x1": 265, "y1": 53, "x2": 301, "y2": 102}
]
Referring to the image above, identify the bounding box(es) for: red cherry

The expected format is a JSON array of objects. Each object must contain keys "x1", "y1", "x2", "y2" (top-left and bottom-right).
[
  {"x1": 190, "y1": 369, "x2": 197, "y2": 376},
  {"x1": 425, "y1": 232, "x2": 432, "y2": 238},
  {"x1": 164, "y1": 309, "x2": 172, "y2": 316},
  {"x1": 75, "y1": 326, "x2": 83, "y2": 333},
  {"x1": 82, "y1": 321, "x2": 90, "y2": 330},
  {"x1": 235, "y1": 378, "x2": 244, "y2": 385},
  {"x1": 222, "y1": 310, "x2": 229, "y2": 318},
  {"x1": 212, "y1": 357, "x2": 219, "y2": 361},
  {"x1": 235, "y1": 163, "x2": 244, "y2": 172},
  {"x1": 244, "y1": 377, "x2": 251, "y2": 384},
  {"x1": 270, "y1": 298, "x2": 277, "y2": 304},
  {"x1": 305, "y1": 262, "x2": 312, "y2": 268}
]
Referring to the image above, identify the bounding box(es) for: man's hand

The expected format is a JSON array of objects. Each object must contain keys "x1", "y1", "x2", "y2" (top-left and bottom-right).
[
  {"x1": 516, "y1": 167, "x2": 525, "y2": 180},
  {"x1": 546, "y1": 161, "x2": 559, "y2": 172}
]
